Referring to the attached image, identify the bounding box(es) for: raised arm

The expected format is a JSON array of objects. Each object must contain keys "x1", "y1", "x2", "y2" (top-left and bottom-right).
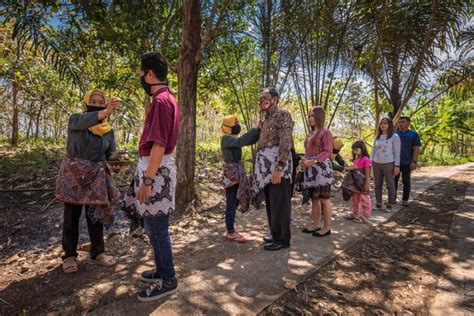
[
  {"x1": 68, "y1": 98, "x2": 121, "y2": 131},
  {"x1": 68, "y1": 112, "x2": 101, "y2": 131},
  {"x1": 221, "y1": 128, "x2": 260, "y2": 148}
]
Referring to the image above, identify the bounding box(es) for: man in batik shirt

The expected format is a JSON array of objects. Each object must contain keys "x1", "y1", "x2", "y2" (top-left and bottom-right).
[{"x1": 251, "y1": 87, "x2": 294, "y2": 251}]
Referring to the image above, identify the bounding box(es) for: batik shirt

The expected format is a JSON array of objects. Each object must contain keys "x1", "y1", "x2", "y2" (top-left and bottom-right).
[{"x1": 257, "y1": 106, "x2": 294, "y2": 168}]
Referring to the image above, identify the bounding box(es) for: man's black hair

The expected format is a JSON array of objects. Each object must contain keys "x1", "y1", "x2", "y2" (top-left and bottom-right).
[
  {"x1": 141, "y1": 52, "x2": 168, "y2": 82},
  {"x1": 399, "y1": 116, "x2": 411, "y2": 122},
  {"x1": 265, "y1": 87, "x2": 280, "y2": 99}
]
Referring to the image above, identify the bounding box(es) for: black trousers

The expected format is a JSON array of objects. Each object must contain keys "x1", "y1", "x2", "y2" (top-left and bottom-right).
[
  {"x1": 264, "y1": 178, "x2": 292, "y2": 247},
  {"x1": 395, "y1": 164, "x2": 412, "y2": 201},
  {"x1": 62, "y1": 203, "x2": 105, "y2": 260}
]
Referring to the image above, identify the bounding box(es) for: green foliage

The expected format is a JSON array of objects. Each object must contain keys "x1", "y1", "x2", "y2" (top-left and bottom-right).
[{"x1": 1, "y1": 0, "x2": 472, "y2": 176}]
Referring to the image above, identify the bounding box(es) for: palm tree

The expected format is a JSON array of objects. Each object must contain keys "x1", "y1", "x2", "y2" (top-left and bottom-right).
[{"x1": 354, "y1": 0, "x2": 471, "y2": 123}]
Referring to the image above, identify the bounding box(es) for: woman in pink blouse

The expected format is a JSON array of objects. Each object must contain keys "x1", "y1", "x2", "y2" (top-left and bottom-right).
[{"x1": 299, "y1": 106, "x2": 335, "y2": 237}]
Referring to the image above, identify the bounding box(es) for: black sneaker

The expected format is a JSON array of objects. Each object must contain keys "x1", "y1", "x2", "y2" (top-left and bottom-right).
[
  {"x1": 140, "y1": 269, "x2": 161, "y2": 283},
  {"x1": 137, "y1": 279, "x2": 178, "y2": 302}
]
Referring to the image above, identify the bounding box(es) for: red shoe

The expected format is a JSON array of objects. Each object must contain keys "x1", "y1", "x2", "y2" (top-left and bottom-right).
[{"x1": 226, "y1": 233, "x2": 246, "y2": 243}]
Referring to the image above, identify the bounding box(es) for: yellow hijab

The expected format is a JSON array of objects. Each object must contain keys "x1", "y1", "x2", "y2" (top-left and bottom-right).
[
  {"x1": 221, "y1": 115, "x2": 239, "y2": 135},
  {"x1": 82, "y1": 89, "x2": 112, "y2": 137}
]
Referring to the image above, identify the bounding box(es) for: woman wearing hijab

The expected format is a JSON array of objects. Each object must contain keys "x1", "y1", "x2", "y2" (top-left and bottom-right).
[{"x1": 55, "y1": 89, "x2": 122, "y2": 273}]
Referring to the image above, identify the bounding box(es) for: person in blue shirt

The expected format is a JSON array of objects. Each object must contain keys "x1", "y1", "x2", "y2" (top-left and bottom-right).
[{"x1": 396, "y1": 116, "x2": 421, "y2": 206}]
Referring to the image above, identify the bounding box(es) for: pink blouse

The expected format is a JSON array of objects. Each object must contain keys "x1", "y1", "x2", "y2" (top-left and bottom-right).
[{"x1": 304, "y1": 128, "x2": 333, "y2": 162}]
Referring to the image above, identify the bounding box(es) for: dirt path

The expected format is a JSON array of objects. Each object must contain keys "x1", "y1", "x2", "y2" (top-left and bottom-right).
[
  {"x1": 261, "y1": 170, "x2": 473, "y2": 315},
  {"x1": 0, "y1": 164, "x2": 472, "y2": 315}
]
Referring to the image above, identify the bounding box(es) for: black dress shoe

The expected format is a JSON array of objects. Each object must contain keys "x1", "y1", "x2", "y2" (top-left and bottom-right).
[
  {"x1": 264, "y1": 242, "x2": 288, "y2": 251},
  {"x1": 312, "y1": 230, "x2": 331, "y2": 237},
  {"x1": 302, "y1": 227, "x2": 321, "y2": 234},
  {"x1": 263, "y1": 235, "x2": 273, "y2": 243}
]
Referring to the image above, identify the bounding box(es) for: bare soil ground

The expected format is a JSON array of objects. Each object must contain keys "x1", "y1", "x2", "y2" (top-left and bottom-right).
[
  {"x1": 0, "y1": 159, "x2": 471, "y2": 315},
  {"x1": 261, "y1": 171, "x2": 473, "y2": 315}
]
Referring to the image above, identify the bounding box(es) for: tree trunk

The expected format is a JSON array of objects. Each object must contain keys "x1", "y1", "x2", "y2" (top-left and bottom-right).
[
  {"x1": 35, "y1": 100, "x2": 45, "y2": 138},
  {"x1": 176, "y1": 0, "x2": 202, "y2": 209},
  {"x1": 11, "y1": 78, "x2": 19, "y2": 146},
  {"x1": 260, "y1": 0, "x2": 273, "y2": 87},
  {"x1": 388, "y1": 51, "x2": 402, "y2": 117},
  {"x1": 26, "y1": 114, "x2": 33, "y2": 139}
]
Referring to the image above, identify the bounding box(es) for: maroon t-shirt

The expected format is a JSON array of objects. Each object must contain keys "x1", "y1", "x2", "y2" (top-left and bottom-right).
[{"x1": 139, "y1": 87, "x2": 180, "y2": 157}]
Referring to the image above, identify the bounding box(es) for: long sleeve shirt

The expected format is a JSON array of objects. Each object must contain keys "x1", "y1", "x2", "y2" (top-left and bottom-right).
[
  {"x1": 304, "y1": 128, "x2": 333, "y2": 162},
  {"x1": 221, "y1": 128, "x2": 260, "y2": 163},
  {"x1": 257, "y1": 106, "x2": 294, "y2": 167},
  {"x1": 371, "y1": 133, "x2": 401, "y2": 165},
  {"x1": 67, "y1": 112, "x2": 116, "y2": 162}
]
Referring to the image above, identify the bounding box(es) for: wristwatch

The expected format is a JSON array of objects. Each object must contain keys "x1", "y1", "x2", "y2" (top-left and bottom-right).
[{"x1": 142, "y1": 176, "x2": 155, "y2": 186}]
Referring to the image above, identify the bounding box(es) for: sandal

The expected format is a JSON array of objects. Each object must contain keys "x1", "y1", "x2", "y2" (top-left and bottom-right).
[
  {"x1": 344, "y1": 213, "x2": 358, "y2": 220},
  {"x1": 63, "y1": 257, "x2": 78, "y2": 274},
  {"x1": 354, "y1": 216, "x2": 369, "y2": 223},
  {"x1": 96, "y1": 253, "x2": 116, "y2": 267}
]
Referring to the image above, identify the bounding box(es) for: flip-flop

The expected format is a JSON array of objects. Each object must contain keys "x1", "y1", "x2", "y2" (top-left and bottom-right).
[
  {"x1": 344, "y1": 214, "x2": 358, "y2": 220},
  {"x1": 63, "y1": 257, "x2": 78, "y2": 274}
]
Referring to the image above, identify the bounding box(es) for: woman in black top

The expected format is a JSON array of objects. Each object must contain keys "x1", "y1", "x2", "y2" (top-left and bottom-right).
[{"x1": 220, "y1": 115, "x2": 260, "y2": 243}]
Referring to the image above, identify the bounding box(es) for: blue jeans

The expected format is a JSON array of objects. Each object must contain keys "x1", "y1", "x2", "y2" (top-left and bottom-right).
[
  {"x1": 143, "y1": 216, "x2": 176, "y2": 281},
  {"x1": 224, "y1": 184, "x2": 239, "y2": 234}
]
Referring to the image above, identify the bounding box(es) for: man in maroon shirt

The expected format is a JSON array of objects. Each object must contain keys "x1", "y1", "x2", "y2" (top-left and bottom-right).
[{"x1": 124, "y1": 52, "x2": 180, "y2": 301}]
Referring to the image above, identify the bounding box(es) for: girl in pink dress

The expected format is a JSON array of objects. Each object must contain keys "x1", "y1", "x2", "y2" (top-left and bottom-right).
[{"x1": 345, "y1": 141, "x2": 372, "y2": 223}]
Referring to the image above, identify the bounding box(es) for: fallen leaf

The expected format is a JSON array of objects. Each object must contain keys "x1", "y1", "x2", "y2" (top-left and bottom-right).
[{"x1": 5, "y1": 253, "x2": 20, "y2": 264}]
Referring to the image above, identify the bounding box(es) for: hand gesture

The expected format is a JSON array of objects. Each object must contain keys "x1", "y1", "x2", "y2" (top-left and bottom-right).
[
  {"x1": 105, "y1": 97, "x2": 123, "y2": 116},
  {"x1": 253, "y1": 119, "x2": 263, "y2": 129}
]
